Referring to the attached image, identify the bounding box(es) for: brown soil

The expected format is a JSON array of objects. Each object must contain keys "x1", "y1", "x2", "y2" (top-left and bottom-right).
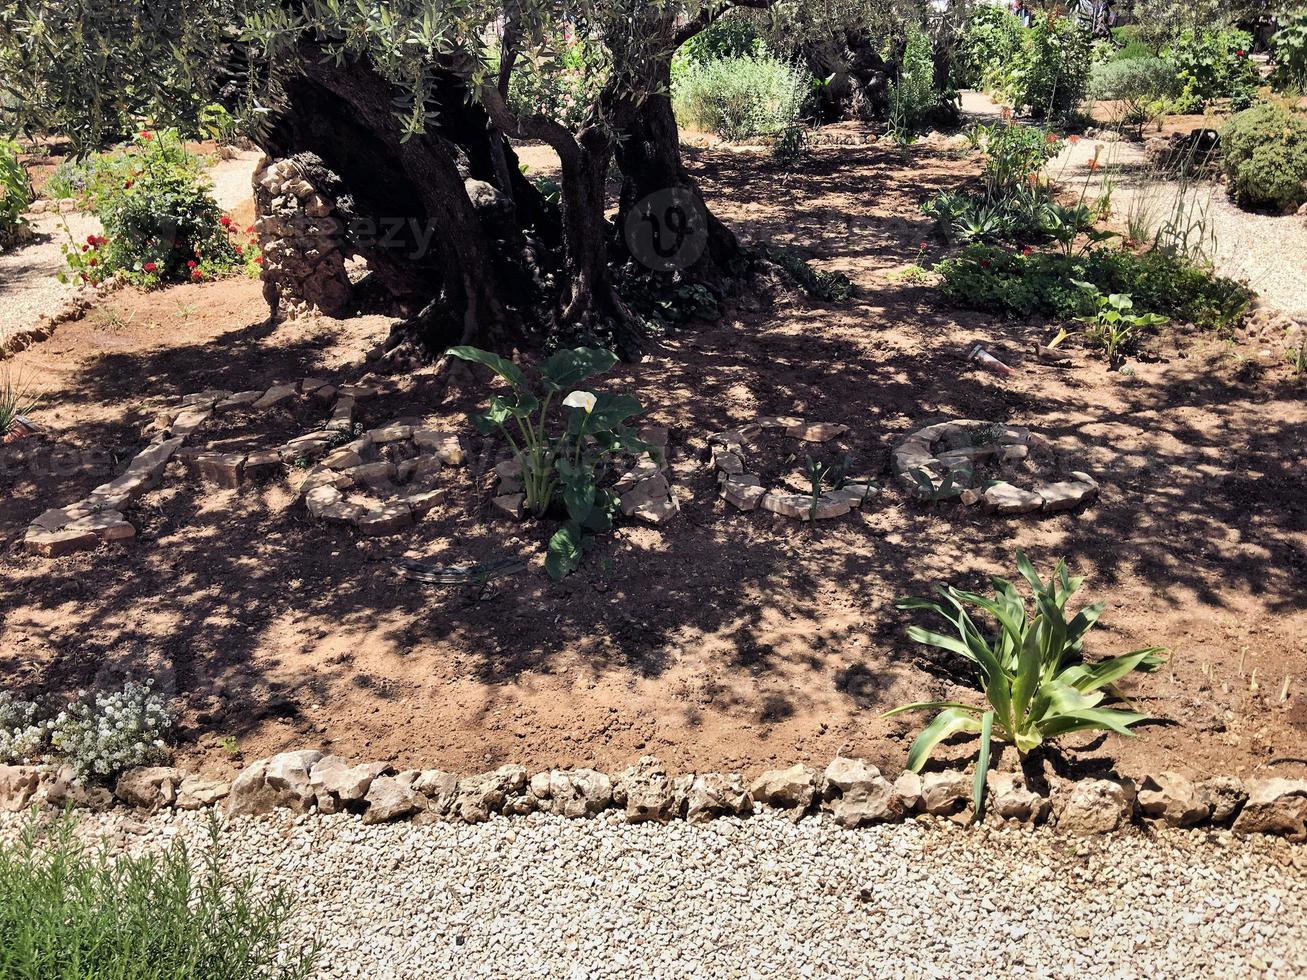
[{"x1": 2, "y1": 138, "x2": 1305, "y2": 790}]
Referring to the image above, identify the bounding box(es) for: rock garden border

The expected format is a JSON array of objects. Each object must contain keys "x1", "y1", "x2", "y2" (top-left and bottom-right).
[
  {"x1": 892, "y1": 419, "x2": 1099, "y2": 515},
  {"x1": 710, "y1": 417, "x2": 877, "y2": 520},
  {"x1": 1, "y1": 753, "x2": 1303, "y2": 842}
]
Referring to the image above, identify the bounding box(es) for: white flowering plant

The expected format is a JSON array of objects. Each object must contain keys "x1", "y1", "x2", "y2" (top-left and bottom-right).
[
  {"x1": 0, "y1": 693, "x2": 46, "y2": 766},
  {"x1": 46, "y1": 680, "x2": 173, "y2": 781},
  {"x1": 449, "y1": 345, "x2": 650, "y2": 579}
]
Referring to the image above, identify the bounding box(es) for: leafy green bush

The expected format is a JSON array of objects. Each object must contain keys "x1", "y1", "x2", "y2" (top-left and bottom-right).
[
  {"x1": 937, "y1": 244, "x2": 1253, "y2": 330},
  {"x1": 0, "y1": 815, "x2": 316, "y2": 980},
  {"x1": 1167, "y1": 28, "x2": 1261, "y2": 108},
  {"x1": 673, "y1": 16, "x2": 765, "y2": 79},
  {"x1": 887, "y1": 24, "x2": 938, "y2": 141},
  {"x1": 955, "y1": 6, "x2": 1026, "y2": 92},
  {"x1": 0, "y1": 137, "x2": 32, "y2": 248},
  {"x1": 46, "y1": 131, "x2": 202, "y2": 204},
  {"x1": 447, "y1": 346, "x2": 650, "y2": 580},
  {"x1": 673, "y1": 54, "x2": 812, "y2": 140},
  {"x1": 1271, "y1": 7, "x2": 1307, "y2": 93},
  {"x1": 1220, "y1": 97, "x2": 1307, "y2": 213},
  {"x1": 762, "y1": 244, "x2": 855, "y2": 302},
  {"x1": 506, "y1": 29, "x2": 604, "y2": 130},
  {"x1": 886, "y1": 552, "x2": 1165, "y2": 818},
  {"x1": 1012, "y1": 14, "x2": 1092, "y2": 119},
  {"x1": 58, "y1": 130, "x2": 239, "y2": 288}
]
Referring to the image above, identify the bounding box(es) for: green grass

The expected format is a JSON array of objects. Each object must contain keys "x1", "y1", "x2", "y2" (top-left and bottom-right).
[{"x1": 0, "y1": 814, "x2": 316, "y2": 980}]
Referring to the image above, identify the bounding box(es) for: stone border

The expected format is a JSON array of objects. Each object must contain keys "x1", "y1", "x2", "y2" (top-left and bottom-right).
[
  {"x1": 891, "y1": 419, "x2": 1099, "y2": 514},
  {"x1": 24, "y1": 378, "x2": 382, "y2": 556},
  {"x1": 4, "y1": 754, "x2": 1301, "y2": 841},
  {"x1": 491, "y1": 425, "x2": 678, "y2": 527},
  {"x1": 710, "y1": 417, "x2": 877, "y2": 520}
]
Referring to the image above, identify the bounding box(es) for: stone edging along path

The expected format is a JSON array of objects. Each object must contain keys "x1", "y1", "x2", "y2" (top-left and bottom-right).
[{"x1": 2, "y1": 753, "x2": 1304, "y2": 842}]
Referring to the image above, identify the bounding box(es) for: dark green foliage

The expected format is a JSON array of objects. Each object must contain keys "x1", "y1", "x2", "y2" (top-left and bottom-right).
[
  {"x1": 937, "y1": 245, "x2": 1253, "y2": 331},
  {"x1": 763, "y1": 245, "x2": 855, "y2": 302},
  {"x1": 0, "y1": 814, "x2": 316, "y2": 980},
  {"x1": 1220, "y1": 98, "x2": 1307, "y2": 214},
  {"x1": 1167, "y1": 28, "x2": 1261, "y2": 109}
]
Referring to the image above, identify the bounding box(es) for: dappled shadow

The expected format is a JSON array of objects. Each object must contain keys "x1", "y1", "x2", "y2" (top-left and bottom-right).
[{"x1": 2, "y1": 135, "x2": 1304, "y2": 781}]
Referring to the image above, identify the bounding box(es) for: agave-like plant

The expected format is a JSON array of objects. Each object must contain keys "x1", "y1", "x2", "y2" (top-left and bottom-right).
[
  {"x1": 885, "y1": 551, "x2": 1165, "y2": 818},
  {"x1": 0, "y1": 366, "x2": 41, "y2": 436}
]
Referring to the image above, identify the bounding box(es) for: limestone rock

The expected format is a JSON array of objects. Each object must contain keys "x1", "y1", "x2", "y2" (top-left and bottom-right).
[
  {"x1": 310, "y1": 756, "x2": 389, "y2": 810},
  {"x1": 492, "y1": 494, "x2": 526, "y2": 520},
  {"x1": 986, "y1": 771, "x2": 1049, "y2": 826},
  {"x1": 982, "y1": 482, "x2": 1044, "y2": 515},
  {"x1": 362, "y1": 775, "x2": 422, "y2": 824},
  {"x1": 176, "y1": 776, "x2": 230, "y2": 810},
  {"x1": 546, "y1": 769, "x2": 614, "y2": 819},
  {"x1": 1137, "y1": 772, "x2": 1210, "y2": 827},
  {"x1": 921, "y1": 770, "x2": 971, "y2": 817},
  {"x1": 750, "y1": 764, "x2": 817, "y2": 810},
  {"x1": 1197, "y1": 776, "x2": 1247, "y2": 825},
  {"x1": 1035, "y1": 478, "x2": 1098, "y2": 513},
  {"x1": 892, "y1": 772, "x2": 923, "y2": 814},
  {"x1": 411, "y1": 770, "x2": 460, "y2": 815},
  {"x1": 1055, "y1": 778, "x2": 1137, "y2": 834},
  {"x1": 115, "y1": 766, "x2": 186, "y2": 809},
  {"x1": 0, "y1": 765, "x2": 41, "y2": 812},
  {"x1": 821, "y1": 758, "x2": 900, "y2": 827},
  {"x1": 786, "y1": 422, "x2": 848, "y2": 443},
  {"x1": 722, "y1": 478, "x2": 767, "y2": 511},
  {"x1": 454, "y1": 765, "x2": 528, "y2": 823},
  {"x1": 613, "y1": 757, "x2": 680, "y2": 824},
  {"x1": 685, "y1": 773, "x2": 751, "y2": 823},
  {"x1": 1232, "y1": 778, "x2": 1307, "y2": 841}
]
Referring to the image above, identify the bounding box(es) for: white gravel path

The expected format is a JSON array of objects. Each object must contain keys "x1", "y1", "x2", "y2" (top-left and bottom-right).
[
  {"x1": 0, "y1": 150, "x2": 261, "y2": 349},
  {"x1": 5, "y1": 808, "x2": 1304, "y2": 980}
]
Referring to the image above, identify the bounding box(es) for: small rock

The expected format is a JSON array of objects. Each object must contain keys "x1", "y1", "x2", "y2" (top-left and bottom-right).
[
  {"x1": 1055, "y1": 778, "x2": 1137, "y2": 834},
  {"x1": 751, "y1": 764, "x2": 817, "y2": 810},
  {"x1": 1232, "y1": 778, "x2": 1307, "y2": 841},
  {"x1": 1138, "y1": 772, "x2": 1211, "y2": 827}
]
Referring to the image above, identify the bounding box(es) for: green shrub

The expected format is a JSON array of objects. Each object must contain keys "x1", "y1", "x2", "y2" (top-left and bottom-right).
[
  {"x1": 673, "y1": 54, "x2": 812, "y2": 140},
  {"x1": 46, "y1": 132, "x2": 202, "y2": 204},
  {"x1": 506, "y1": 29, "x2": 604, "y2": 130},
  {"x1": 1012, "y1": 14, "x2": 1093, "y2": 119},
  {"x1": 1088, "y1": 57, "x2": 1179, "y2": 129},
  {"x1": 886, "y1": 552, "x2": 1164, "y2": 819},
  {"x1": 956, "y1": 6, "x2": 1026, "y2": 92},
  {"x1": 0, "y1": 814, "x2": 316, "y2": 980},
  {"x1": 1221, "y1": 97, "x2": 1307, "y2": 213},
  {"x1": 1167, "y1": 28, "x2": 1261, "y2": 108},
  {"x1": 1109, "y1": 26, "x2": 1157, "y2": 62},
  {"x1": 1272, "y1": 7, "x2": 1307, "y2": 93},
  {"x1": 673, "y1": 16, "x2": 765, "y2": 79},
  {"x1": 887, "y1": 23, "x2": 938, "y2": 140},
  {"x1": 58, "y1": 130, "x2": 239, "y2": 288},
  {"x1": 0, "y1": 138, "x2": 32, "y2": 248},
  {"x1": 937, "y1": 244, "x2": 1253, "y2": 330}
]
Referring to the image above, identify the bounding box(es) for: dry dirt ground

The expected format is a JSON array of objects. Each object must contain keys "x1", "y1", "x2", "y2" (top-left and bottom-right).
[{"x1": 2, "y1": 135, "x2": 1305, "y2": 790}]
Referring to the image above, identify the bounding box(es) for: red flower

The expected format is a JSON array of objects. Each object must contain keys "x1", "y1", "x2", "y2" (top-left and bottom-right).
[
  {"x1": 1022, "y1": 246, "x2": 1033, "y2": 256},
  {"x1": 1236, "y1": 49, "x2": 1245, "y2": 57},
  {"x1": 234, "y1": 245, "x2": 243, "y2": 255},
  {"x1": 919, "y1": 240, "x2": 929, "y2": 249},
  {"x1": 124, "y1": 179, "x2": 133, "y2": 189},
  {"x1": 140, "y1": 131, "x2": 154, "y2": 141},
  {"x1": 81, "y1": 244, "x2": 89, "y2": 252},
  {"x1": 86, "y1": 235, "x2": 97, "y2": 246},
  {"x1": 253, "y1": 256, "x2": 264, "y2": 265},
  {"x1": 1045, "y1": 132, "x2": 1060, "y2": 143},
  {"x1": 88, "y1": 258, "x2": 97, "y2": 266},
  {"x1": 980, "y1": 259, "x2": 992, "y2": 269},
  {"x1": 192, "y1": 270, "x2": 203, "y2": 281},
  {"x1": 1068, "y1": 135, "x2": 1082, "y2": 145},
  {"x1": 186, "y1": 260, "x2": 197, "y2": 269},
  {"x1": 246, "y1": 225, "x2": 255, "y2": 233},
  {"x1": 220, "y1": 216, "x2": 233, "y2": 228},
  {"x1": 144, "y1": 262, "x2": 157, "y2": 273}
]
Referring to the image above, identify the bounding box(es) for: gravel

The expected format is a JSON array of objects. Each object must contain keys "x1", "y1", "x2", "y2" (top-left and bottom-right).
[
  {"x1": 4, "y1": 808, "x2": 1305, "y2": 979},
  {"x1": 0, "y1": 151, "x2": 262, "y2": 349}
]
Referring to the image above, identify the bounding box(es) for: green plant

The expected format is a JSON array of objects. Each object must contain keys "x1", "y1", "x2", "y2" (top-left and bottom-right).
[
  {"x1": 885, "y1": 552, "x2": 1165, "y2": 818},
  {"x1": 1288, "y1": 334, "x2": 1307, "y2": 376},
  {"x1": 506, "y1": 28, "x2": 606, "y2": 130},
  {"x1": 1167, "y1": 28, "x2": 1261, "y2": 109},
  {"x1": 57, "y1": 130, "x2": 239, "y2": 287},
  {"x1": 1088, "y1": 57, "x2": 1178, "y2": 134},
  {"x1": 1010, "y1": 14, "x2": 1092, "y2": 119},
  {"x1": 673, "y1": 14, "x2": 765, "y2": 79},
  {"x1": 955, "y1": 6, "x2": 1026, "y2": 93},
  {"x1": 0, "y1": 812, "x2": 316, "y2": 979},
  {"x1": 0, "y1": 137, "x2": 32, "y2": 247},
  {"x1": 673, "y1": 54, "x2": 812, "y2": 140},
  {"x1": 908, "y1": 465, "x2": 969, "y2": 504},
  {"x1": 1073, "y1": 284, "x2": 1169, "y2": 368},
  {"x1": 762, "y1": 244, "x2": 855, "y2": 302},
  {"x1": 0, "y1": 366, "x2": 41, "y2": 435},
  {"x1": 47, "y1": 679, "x2": 172, "y2": 781},
  {"x1": 1272, "y1": 6, "x2": 1307, "y2": 93},
  {"x1": 798, "y1": 453, "x2": 850, "y2": 522},
  {"x1": 886, "y1": 24, "x2": 938, "y2": 142},
  {"x1": 448, "y1": 346, "x2": 649, "y2": 580},
  {"x1": 196, "y1": 102, "x2": 240, "y2": 143},
  {"x1": 1221, "y1": 97, "x2": 1307, "y2": 214}
]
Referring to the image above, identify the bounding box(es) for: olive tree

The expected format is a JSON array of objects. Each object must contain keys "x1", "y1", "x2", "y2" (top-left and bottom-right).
[{"x1": 0, "y1": 0, "x2": 774, "y2": 354}]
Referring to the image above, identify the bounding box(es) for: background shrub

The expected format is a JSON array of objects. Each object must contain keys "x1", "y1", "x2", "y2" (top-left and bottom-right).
[
  {"x1": 0, "y1": 138, "x2": 32, "y2": 248},
  {"x1": 673, "y1": 55, "x2": 812, "y2": 140},
  {"x1": 1167, "y1": 28, "x2": 1261, "y2": 109},
  {"x1": 1271, "y1": 7, "x2": 1307, "y2": 94},
  {"x1": 1088, "y1": 57, "x2": 1179, "y2": 130},
  {"x1": 1011, "y1": 14, "x2": 1092, "y2": 119},
  {"x1": 955, "y1": 6, "x2": 1025, "y2": 92},
  {"x1": 887, "y1": 23, "x2": 939, "y2": 139},
  {"x1": 58, "y1": 130, "x2": 239, "y2": 288},
  {"x1": 0, "y1": 815, "x2": 316, "y2": 980},
  {"x1": 1221, "y1": 97, "x2": 1307, "y2": 213},
  {"x1": 506, "y1": 29, "x2": 604, "y2": 130}
]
